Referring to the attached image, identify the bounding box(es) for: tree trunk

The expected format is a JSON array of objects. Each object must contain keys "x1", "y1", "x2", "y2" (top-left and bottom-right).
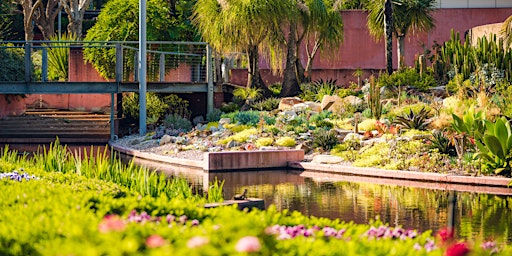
[
  {"x1": 33, "y1": 0, "x2": 61, "y2": 40},
  {"x1": 19, "y1": 0, "x2": 43, "y2": 41},
  {"x1": 304, "y1": 39, "x2": 320, "y2": 84},
  {"x1": 62, "y1": 0, "x2": 93, "y2": 39},
  {"x1": 397, "y1": 35, "x2": 405, "y2": 70},
  {"x1": 384, "y1": 0, "x2": 393, "y2": 75},
  {"x1": 247, "y1": 45, "x2": 271, "y2": 96},
  {"x1": 281, "y1": 25, "x2": 300, "y2": 97}
]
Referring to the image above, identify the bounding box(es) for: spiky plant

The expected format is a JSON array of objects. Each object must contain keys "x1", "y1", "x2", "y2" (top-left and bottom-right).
[{"x1": 393, "y1": 107, "x2": 431, "y2": 130}]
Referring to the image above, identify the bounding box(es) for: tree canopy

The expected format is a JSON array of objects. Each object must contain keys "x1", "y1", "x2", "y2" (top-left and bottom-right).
[
  {"x1": 366, "y1": 0, "x2": 436, "y2": 69},
  {"x1": 84, "y1": 0, "x2": 198, "y2": 79}
]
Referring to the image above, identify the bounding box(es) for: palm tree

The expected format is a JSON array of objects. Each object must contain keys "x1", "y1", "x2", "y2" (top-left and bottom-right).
[
  {"x1": 279, "y1": 0, "x2": 344, "y2": 96},
  {"x1": 501, "y1": 15, "x2": 512, "y2": 47},
  {"x1": 367, "y1": 0, "x2": 436, "y2": 70},
  {"x1": 193, "y1": 0, "x2": 289, "y2": 96}
]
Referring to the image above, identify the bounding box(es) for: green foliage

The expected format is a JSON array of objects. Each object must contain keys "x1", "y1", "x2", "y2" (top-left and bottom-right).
[
  {"x1": 45, "y1": 34, "x2": 75, "y2": 81},
  {"x1": 309, "y1": 111, "x2": 333, "y2": 128},
  {"x1": 299, "y1": 78, "x2": 338, "y2": 102},
  {"x1": 232, "y1": 87, "x2": 262, "y2": 102},
  {"x1": 367, "y1": 75, "x2": 382, "y2": 119},
  {"x1": 218, "y1": 128, "x2": 257, "y2": 144},
  {"x1": 474, "y1": 117, "x2": 512, "y2": 176},
  {"x1": 122, "y1": 92, "x2": 168, "y2": 121},
  {"x1": 428, "y1": 130, "x2": 456, "y2": 156},
  {"x1": 84, "y1": 0, "x2": 196, "y2": 79},
  {"x1": 163, "y1": 113, "x2": 193, "y2": 132},
  {"x1": 163, "y1": 94, "x2": 191, "y2": 119},
  {"x1": 219, "y1": 102, "x2": 240, "y2": 113},
  {"x1": 312, "y1": 129, "x2": 339, "y2": 150},
  {"x1": 206, "y1": 108, "x2": 224, "y2": 122},
  {"x1": 451, "y1": 107, "x2": 487, "y2": 144},
  {"x1": 0, "y1": 44, "x2": 25, "y2": 81},
  {"x1": 393, "y1": 107, "x2": 431, "y2": 130},
  {"x1": 207, "y1": 178, "x2": 224, "y2": 203},
  {"x1": 358, "y1": 119, "x2": 377, "y2": 132},
  {"x1": 433, "y1": 31, "x2": 512, "y2": 85},
  {"x1": 234, "y1": 110, "x2": 261, "y2": 126},
  {"x1": 251, "y1": 97, "x2": 280, "y2": 111},
  {"x1": 377, "y1": 67, "x2": 436, "y2": 94},
  {"x1": 255, "y1": 137, "x2": 274, "y2": 147},
  {"x1": 268, "y1": 82, "x2": 282, "y2": 95},
  {"x1": 275, "y1": 136, "x2": 296, "y2": 147}
]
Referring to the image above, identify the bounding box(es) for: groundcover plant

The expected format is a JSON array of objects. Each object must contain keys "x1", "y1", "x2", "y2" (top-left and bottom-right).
[{"x1": 0, "y1": 144, "x2": 511, "y2": 255}]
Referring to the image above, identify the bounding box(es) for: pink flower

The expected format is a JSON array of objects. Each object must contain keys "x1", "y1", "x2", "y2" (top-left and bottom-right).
[
  {"x1": 437, "y1": 227, "x2": 454, "y2": 243},
  {"x1": 235, "y1": 236, "x2": 261, "y2": 253},
  {"x1": 145, "y1": 235, "x2": 166, "y2": 248},
  {"x1": 98, "y1": 215, "x2": 126, "y2": 233},
  {"x1": 187, "y1": 236, "x2": 209, "y2": 248},
  {"x1": 445, "y1": 242, "x2": 470, "y2": 256}
]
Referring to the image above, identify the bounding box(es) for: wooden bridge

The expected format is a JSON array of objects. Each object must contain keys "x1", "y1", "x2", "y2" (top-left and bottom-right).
[{"x1": 0, "y1": 41, "x2": 215, "y2": 143}]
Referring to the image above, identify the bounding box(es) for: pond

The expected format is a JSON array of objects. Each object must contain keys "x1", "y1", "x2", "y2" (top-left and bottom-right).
[{"x1": 131, "y1": 157, "x2": 512, "y2": 243}]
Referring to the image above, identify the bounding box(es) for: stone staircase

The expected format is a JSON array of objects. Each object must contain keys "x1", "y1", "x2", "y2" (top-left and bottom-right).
[{"x1": 0, "y1": 108, "x2": 111, "y2": 145}]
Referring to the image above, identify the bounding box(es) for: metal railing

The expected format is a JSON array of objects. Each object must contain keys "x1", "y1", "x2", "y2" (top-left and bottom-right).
[{"x1": 0, "y1": 41, "x2": 215, "y2": 140}]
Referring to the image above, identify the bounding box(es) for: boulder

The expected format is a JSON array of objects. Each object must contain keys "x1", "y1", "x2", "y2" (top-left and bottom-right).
[
  {"x1": 226, "y1": 140, "x2": 240, "y2": 148},
  {"x1": 321, "y1": 95, "x2": 343, "y2": 112},
  {"x1": 159, "y1": 135, "x2": 172, "y2": 145},
  {"x1": 218, "y1": 117, "x2": 231, "y2": 126},
  {"x1": 278, "y1": 97, "x2": 303, "y2": 111},
  {"x1": 342, "y1": 95, "x2": 364, "y2": 107},
  {"x1": 311, "y1": 155, "x2": 344, "y2": 164}
]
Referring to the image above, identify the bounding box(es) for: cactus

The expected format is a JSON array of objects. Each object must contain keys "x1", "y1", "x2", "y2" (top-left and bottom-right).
[{"x1": 367, "y1": 75, "x2": 382, "y2": 120}]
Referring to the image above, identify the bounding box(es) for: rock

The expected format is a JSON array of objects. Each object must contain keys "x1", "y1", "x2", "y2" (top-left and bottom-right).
[
  {"x1": 343, "y1": 132, "x2": 364, "y2": 143},
  {"x1": 429, "y1": 86, "x2": 448, "y2": 98},
  {"x1": 159, "y1": 135, "x2": 172, "y2": 145},
  {"x1": 130, "y1": 138, "x2": 142, "y2": 145},
  {"x1": 361, "y1": 137, "x2": 387, "y2": 147},
  {"x1": 321, "y1": 95, "x2": 343, "y2": 112},
  {"x1": 219, "y1": 118, "x2": 231, "y2": 126},
  {"x1": 174, "y1": 136, "x2": 188, "y2": 145},
  {"x1": 295, "y1": 143, "x2": 310, "y2": 153},
  {"x1": 278, "y1": 97, "x2": 303, "y2": 111},
  {"x1": 226, "y1": 140, "x2": 240, "y2": 148},
  {"x1": 193, "y1": 115, "x2": 205, "y2": 126},
  {"x1": 342, "y1": 95, "x2": 364, "y2": 107},
  {"x1": 311, "y1": 155, "x2": 344, "y2": 164},
  {"x1": 260, "y1": 146, "x2": 278, "y2": 150}
]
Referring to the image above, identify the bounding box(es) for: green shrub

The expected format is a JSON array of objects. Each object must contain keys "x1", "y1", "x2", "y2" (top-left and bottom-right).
[
  {"x1": 268, "y1": 82, "x2": 282, "y2": 95},
  {"x1": 220, "y1": 102, "x2": 240, "y2": 113},
  {"x1": 206, "y1": 108, "x2": 224, "y2": 122},
  {"x1": 218, "y1": 128, "x2": 258, "y2": 144},
  {"x1": 234, "y1": 110, "x2": 261, "y2": 126},
  {"x1": 358, "y1": 119, "x2": 377, "y2": 132},
  {"x1": 312, "y1": 129, "x2": 338, "y2": 150},
  {"x1": 163, "y1": 94, "x2": 191, "y2": 119},
  {"x1": 122, "y1": 92, "x2": 168, "y2": 121},
  {"x1": 275, "y1": 136, "x2": 296, "y2": 147},
  {"x1": 163, "y1": 113, "x2": 193, "y2": 132},
  {"x1": 251, "y1": 97, "x2": 280, "y2": 111},
  {"x1": 255, "y1": 138, "x2": 273, "y2": 147},
  {"x1": 393, "y1": 106, "x2": 431, "y2": 130},
  {"x1": 0, "y1": 44, "x2": 25, "y2": 81}
]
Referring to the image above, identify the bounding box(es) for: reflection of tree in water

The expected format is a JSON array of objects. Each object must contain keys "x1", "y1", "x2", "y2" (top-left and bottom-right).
[{"x1": 212, "y1": 170, "x2": 511, "y2": 242}]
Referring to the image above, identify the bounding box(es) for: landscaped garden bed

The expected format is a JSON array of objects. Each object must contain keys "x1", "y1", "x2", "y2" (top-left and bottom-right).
[{"x1": 1, "y1": 142, "x2": 511, "y2": 255}]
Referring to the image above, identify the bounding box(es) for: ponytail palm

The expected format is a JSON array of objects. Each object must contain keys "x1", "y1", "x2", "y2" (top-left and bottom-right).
[
  {"x1": 366, "y1": 0, "x2": 436, "y2": 69},
  {"x1": 193, "y1": 0, "x2": 289, "y2": 94}
]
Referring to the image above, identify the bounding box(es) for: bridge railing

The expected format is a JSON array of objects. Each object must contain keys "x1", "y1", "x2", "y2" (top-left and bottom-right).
[{"x1": 0, "y1": 41, "x2": 210, "y2": 84}]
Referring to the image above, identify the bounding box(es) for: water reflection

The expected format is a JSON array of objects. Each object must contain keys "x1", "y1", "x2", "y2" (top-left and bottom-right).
[{"x1": 133, "y1": 156, "x2": 512, "y2": 242}]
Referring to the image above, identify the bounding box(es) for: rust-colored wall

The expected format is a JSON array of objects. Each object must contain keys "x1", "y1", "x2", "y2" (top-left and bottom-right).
[
  {"x1": 231, "y1": 8, "x2": 512, "y2": 87},
  {"x1": 0, "y1": 96, "x2": 26, "y2": 118},
  {"x1": 24, "y1": 48, "x2": 113, "y2": 112}
]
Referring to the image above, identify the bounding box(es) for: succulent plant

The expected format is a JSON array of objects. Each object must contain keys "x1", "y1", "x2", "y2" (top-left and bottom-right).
[{"x1": 393, "y1": 107, "x2": 431, "y2": 130}]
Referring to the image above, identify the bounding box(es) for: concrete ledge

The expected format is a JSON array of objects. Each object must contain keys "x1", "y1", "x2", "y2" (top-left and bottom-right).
[
  {"x1": 289, "y1": 162, "x2": 512, "y2": 188},
  {"x1": 205, "y1": 150, "x2": 304, "y2": 171},
  {"x1": 109, "y1": 141, "x2": 205, "y2": 169}
]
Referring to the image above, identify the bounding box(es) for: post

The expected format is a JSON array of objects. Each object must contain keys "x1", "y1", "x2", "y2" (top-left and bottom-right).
[
  {"x1": 42, "y1": 47, "x2": 48, "y2": 82},
  {"x1": 447, "y1": 191, "x2": 457, "y2": 235},
  {"x1": 115, "y1": 43, "x2": 123, "y2": 83},
  {"x1": 134, "y1": 53, "x2": 139, "y2": 81},
  {"x1": 206, "y1": 45, "x2": 214, "y2": 114},
  {"x1": 139, "y1": 0, "x2": 147, "y2": 135},
  {"x1": 384, "y1": 0, "x2": 393, "y2": 75},
  {"x1": 24, "y1": 43, "x2": 31, "y2": 82},
  {"x1": 110, "y1": 93, "x2": 115, "y2": 141},
  {"x1": 159, "y1": 53, "x2": 165, "y2": 82}
]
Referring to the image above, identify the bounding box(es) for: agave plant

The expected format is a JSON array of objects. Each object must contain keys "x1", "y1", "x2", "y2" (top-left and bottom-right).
[
  {"x1": 474, "y1": 117, "x2": 512, "y2": 176},
  {"x1": 393, "y1": 107, "x2": 431, "y2": 130},
  {"x1": 428, "y1": 130, "x2": 456, "y2": 156}
]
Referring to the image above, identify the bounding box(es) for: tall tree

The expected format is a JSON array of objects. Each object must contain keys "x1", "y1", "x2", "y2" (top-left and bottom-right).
[
  {"x1": 279, "y1": 0, "x2": 343, "y2": 96},
  {"x1": 193, "y1": 0, "x2": 288, "y2": 95},
  {"x1": 366, "y1": 0, "x2": 436, "y2": 70},
  {"x1": 59, "y1": 0, "x2": 94, "y2": 39},
  {"x1": 301, "y1": 0, "x2": 343, "y2": 83},
  {"x1": 14, "y1": 0, "x2": 62, "y2": 41}
]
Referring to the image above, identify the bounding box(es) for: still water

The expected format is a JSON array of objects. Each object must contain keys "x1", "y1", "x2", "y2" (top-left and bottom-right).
[{"x1": 133, "y1": 158, "x2": 512, "y2": 243}]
